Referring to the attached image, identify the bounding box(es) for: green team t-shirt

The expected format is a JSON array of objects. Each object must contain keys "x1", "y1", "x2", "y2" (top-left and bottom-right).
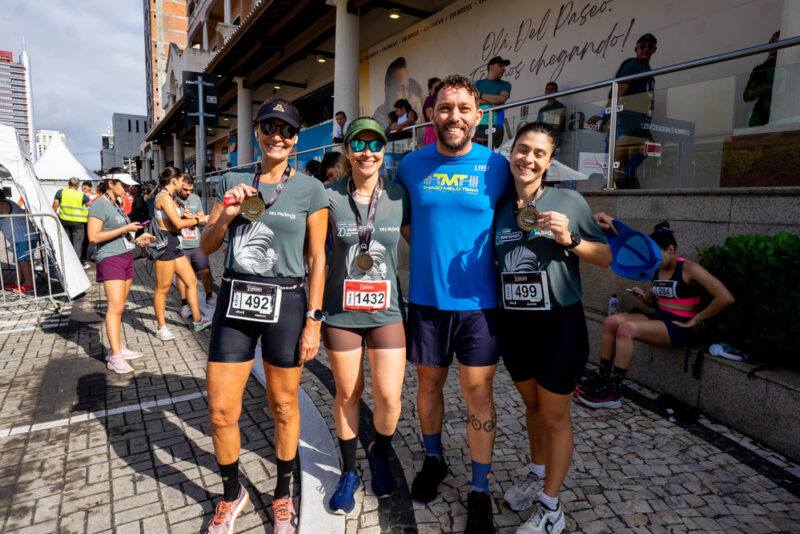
[
  {"x1": 493, "y1": 188, "x2": 606, "y2": 308},
  {"x1": 323, "y1": 179, "x2": 410, "y2": 328},
  {"x1": 178, "y1": 193, "x2": 204, "y2": 250},
  {"x1": 216, "y1": 169, "x2": 327, "y2": 278},
  {"x1": 89, "y1": 196, "x2": 135, "y2": 262}
]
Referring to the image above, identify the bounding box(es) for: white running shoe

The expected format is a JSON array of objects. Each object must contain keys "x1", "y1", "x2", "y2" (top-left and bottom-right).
[
  {"x1": 516, "y1": 501, "x2": 565, "y2": 534},
  {"x1": 156, "y1": 325, "x2": 175, "y2": 340},
  {"x1": 193, "y1": 315, "x2": 212, "y2": 332},
  {"x1": 504, "y1": 473, "x2": 544, "y2": 511},
  {"x1": 180, "y1": 304, "x2": 192, "y2": 317},
  {"x1": 120, "y1": 345, "x2": 142, "y2": 360},
  {"x1": 106, "y1": 353, "x2": 134, "y2": 374}
]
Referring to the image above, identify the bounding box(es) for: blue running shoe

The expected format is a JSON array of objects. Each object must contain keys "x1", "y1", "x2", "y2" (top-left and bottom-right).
[
  {"x1": 328, "y1": 470, "x2": 359, "y2": 514},
  {"x1": 367, "y1": 442, "x2": 397, "y2": 498}
]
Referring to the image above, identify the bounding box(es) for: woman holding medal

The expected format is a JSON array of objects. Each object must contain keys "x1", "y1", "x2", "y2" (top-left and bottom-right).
[
  {"x1": 493, "y1": 122, "x2": 611, "y2": 534},
  {"x1": 87, "y1": 169, "x2": 153, "y2": 374},
  {"x1": 199, "y1": 99, "x2": 328, "y2": 534},
  {"x1": 152, "y1": 167, "x2": 211, "y2": 340},
  {"x1": 322, "y1": 118, "x2": 410, "y2": 513}
]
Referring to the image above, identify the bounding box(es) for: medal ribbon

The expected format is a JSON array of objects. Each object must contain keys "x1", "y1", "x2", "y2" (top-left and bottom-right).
[
  {"x1": 252, "y1": 162, "x2": 293, "y2": 210},
  {"x1": 105, "y1": 193, "x2": 130, "y2": 224},
  {"x1": 520, "y1": 185, "x2": 545, "y2": 211},
  {"x1": 346, "y1": 176, "x2": 382, "y2": 254}
]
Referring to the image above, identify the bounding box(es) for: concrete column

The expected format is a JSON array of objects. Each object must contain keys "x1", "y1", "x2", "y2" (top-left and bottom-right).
[
  {"x1": 771, "y1": 2, "x2": 800, "y2": 124},
  {"x1": 141, "y1": 152, "x2": 152, "y2": 183},
  {"x1": 155, "y1": 145, "x2": 165, "y2": 176},
  {"x1": 331, "y1": 0, "x2": 359, "y2": 131},
  {"x1": 224, "y1": 0, "x2": 231, "y2": 24},
  {"x1": 172, "y1": 133, "x2": 183, "y2": 170},
  {"x1": 202, "y1": 20, "x2": 209, "y2": 50},
  {"x1": 235, "y1": 76, "x2": 253, "y2": 165}
]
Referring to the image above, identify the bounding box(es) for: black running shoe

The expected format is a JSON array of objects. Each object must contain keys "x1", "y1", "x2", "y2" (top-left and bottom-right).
[
  {"x1": 410, "y1": 455, "x2": 448, "y2": 503},
  {"x1": 465, "y1": 490, "x2": 495, "y2": 534}
]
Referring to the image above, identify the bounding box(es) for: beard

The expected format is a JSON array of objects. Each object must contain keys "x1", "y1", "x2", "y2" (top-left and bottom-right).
[{"x1": 434, "y1": 120, "x2": 476, "y2": 152}]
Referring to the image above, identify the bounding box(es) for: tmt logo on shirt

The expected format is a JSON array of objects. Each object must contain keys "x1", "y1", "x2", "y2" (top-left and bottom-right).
[{"x1": 422, "y1": 173, "x2": 480, "y2": 193}]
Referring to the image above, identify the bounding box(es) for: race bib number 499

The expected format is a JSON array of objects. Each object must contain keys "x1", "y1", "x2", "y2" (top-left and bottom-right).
[
  {"x1": 343, "y1": 280, "x2": 390, "y2": 312},
  {"x1": 502, "y1": 271, "x2": 551, "y2": 311}
]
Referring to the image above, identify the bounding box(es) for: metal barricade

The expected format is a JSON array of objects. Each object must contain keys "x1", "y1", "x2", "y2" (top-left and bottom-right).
[{"x1": 0, "y1": 212, "x2": 69, "y2": 317}]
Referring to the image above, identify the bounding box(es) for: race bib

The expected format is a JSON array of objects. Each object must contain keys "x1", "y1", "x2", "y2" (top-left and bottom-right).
[
  {"x1": 123, "y1": 233, "x2": 135, "y2": 250},
  {"x1": 501, "y1": 272, "x2": 551, "y2": 311},
  {"x1": 181, "y1": 227, "x2": 198, "y2": 240},
  {"x1": 226, "y1": 280, "x2": 282, "y2": 323},
  {"x1": 343, "y1": 279, "x2": 390, "y2": 312},
  {"x1": 652, "y1": 280, "x2": 677, "y2": 299}
]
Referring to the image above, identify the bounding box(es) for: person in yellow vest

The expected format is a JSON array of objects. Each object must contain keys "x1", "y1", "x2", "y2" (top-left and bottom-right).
[{"x1": 53, "y1": 176, "x2": 92, "y2": 269}]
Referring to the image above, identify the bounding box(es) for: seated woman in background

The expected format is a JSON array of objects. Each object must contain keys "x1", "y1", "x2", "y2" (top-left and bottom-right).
[{"x1": 576, "y1": 221, "x2": 734, "y2": 409}]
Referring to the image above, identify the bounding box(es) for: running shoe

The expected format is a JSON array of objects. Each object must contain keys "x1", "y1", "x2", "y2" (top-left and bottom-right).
[
  {"x1": 272, "y1": 498, "x2": 298, "y2": 534},
  {"x1": 328, "y1": 470, "x2": 360, "y2": 514},
  {"x1": 4, "y1": 282, "x2": 18, "y2": 290},
  {"x1": 515, "y1": 500, "x2": 565, "y2": 534},
  {"x1": 575, "y1": 373, "x2": 606, "y2": 396},
  {"x1": 180, "y1": 304, "x2": 192, "y2": 317},
  {"x1": 410, "y1": 455, "x2": 448, "y2": 503},
  {"x1": 11, "y1": 284, "x2": 34, "y2": 294},
  {"x1": 82, "y1": 262, "x2": 91, "y2": 270},
  {"x1": 106, "y1": 353, "x2": 134, "y2": 374},
  {"x1": 155, "y1": 325, "x2": 175, "y2": 340},
  {"x1": 465, "y1": 490, "x2": 494, "y2": 534},
  {"x1": 206, "y1": 294, "x2": 217, "y2": 307},
  {"x1": 367, "y1": 442, "x2": 397, "y2": 497},
  {"x1": 193, "y1": 315, "x2": 212, "y2": 332},
  {"x1": 504, "y1": 473, "x2": 544, "y2": 511},
  {"x1": 207, "y1": 483, "x2": 249, "y2": 534},
  {"x1": 120, "y1": 345, "x2": 142, "y2": 360},
  {"x1": 576, "y1": 387, "x2": 621, "y2": 409}
]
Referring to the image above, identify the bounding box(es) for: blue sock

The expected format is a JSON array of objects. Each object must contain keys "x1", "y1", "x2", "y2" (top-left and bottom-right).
[
  {"x1": 422, "y1": 433, "x2": 442, "y2": 460},
  {"x1": 469, "y1": 461, "x2": 492, "y2": 494}
]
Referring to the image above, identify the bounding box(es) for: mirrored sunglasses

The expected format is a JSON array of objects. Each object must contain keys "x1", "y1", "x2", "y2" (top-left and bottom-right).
[
  {"x1": 348, "y1": 139, "x2": 385, "y2": 152},
  {"x1": 259, "y1": 120, "x2": 298, "y2": 138}
]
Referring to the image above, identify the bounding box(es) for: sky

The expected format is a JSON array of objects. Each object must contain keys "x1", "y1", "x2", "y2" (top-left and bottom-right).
[{"x1": 0, "y1": 1, "x2": 146, "y2": 170}]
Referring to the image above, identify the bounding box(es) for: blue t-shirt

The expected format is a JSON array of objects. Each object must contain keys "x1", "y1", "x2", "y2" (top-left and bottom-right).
[
  {"x1": 475, "y1": 78, "x2": 512, "y2": 126},
  {"x1": 395, "y1": 143, "x2": 511, "y2": 310}
]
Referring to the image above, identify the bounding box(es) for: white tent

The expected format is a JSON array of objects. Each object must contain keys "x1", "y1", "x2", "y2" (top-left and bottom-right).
[
  {"x1": 34, "y1": 134, "x2": 101, "y2": 182},
  {"x1": 0, "y1": 125, "x2": 90, "y2": 299}
]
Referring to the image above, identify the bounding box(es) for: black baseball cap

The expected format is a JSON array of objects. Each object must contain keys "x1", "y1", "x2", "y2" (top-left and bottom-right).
[
  {"x1": 254, "y1": 100, "x2": 300, "y2": 128},
  {"x1": 637, "y1": 33, "x2": 657, "y2": 44},
  {"x1": 488, "y1": 56, "x2": 511, "y2": 66}
]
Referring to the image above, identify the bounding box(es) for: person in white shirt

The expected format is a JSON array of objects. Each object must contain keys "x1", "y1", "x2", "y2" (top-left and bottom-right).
[{"x1": 332, "y1": 111, "x2": 352, "y2": 143}]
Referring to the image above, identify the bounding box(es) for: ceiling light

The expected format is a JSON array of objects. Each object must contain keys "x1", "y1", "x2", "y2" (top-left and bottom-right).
[
  {"x1": 316, "y1": 55, "x2": 327, "y2": 63},
  {"x1": 389, "y1": 8, "x2": 400, "y2": 19},
  {"x1": 273, "y1": 85, "x2": 281, "y2": 90}
]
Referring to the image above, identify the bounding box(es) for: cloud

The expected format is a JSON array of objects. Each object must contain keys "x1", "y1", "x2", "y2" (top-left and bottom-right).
[{"x1": 0, "y1": 1, "x2": 146, "y2": 169}]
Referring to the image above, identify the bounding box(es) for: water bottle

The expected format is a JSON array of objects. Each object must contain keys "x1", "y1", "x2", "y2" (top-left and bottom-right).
[{"x1": 608, "y1": 294, "x2": 619, "y2": 316}]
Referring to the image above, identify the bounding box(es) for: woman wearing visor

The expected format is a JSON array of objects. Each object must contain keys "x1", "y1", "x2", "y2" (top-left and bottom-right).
[
  {"x1": 323, "y1": 118, "x2": 410, "y2": 513},
  {"x1": 199, "y1": 99, "x2": 327, "y2": 534},
  {"x1": 493, "y1": 123, "x2": 611, "y2": 534},
  {"x1": 87, "y1": 169, "x2": 153, "y2": 374}
]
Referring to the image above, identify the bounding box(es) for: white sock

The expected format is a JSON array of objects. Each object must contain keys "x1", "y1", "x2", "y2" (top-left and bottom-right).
[
  {"x1": 529, "y1": 463, "x2": 545, "y2": 479},
  {"x1": 539, "y1": 492, "x2": 559, "y2": 511}
]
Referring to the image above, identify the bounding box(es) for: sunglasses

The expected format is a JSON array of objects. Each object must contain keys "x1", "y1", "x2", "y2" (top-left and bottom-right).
[
  {"x1": 259, "y1": 120, "x2": 298, "y2": 138},
  {"x1": 637, "y1": 43, "x2": 656, "y2": 50},
  {"x1": 348, "y1": 139, "x2": 385, "y2": 152}
]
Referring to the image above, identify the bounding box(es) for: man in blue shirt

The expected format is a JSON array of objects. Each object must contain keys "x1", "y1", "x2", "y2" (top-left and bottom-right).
[
  {"x1": 395, "y1": 74, "x2": 510, "y2": 533},
  {"x1": 474, "y1": 56, "x2": 512, "y2": 149}
]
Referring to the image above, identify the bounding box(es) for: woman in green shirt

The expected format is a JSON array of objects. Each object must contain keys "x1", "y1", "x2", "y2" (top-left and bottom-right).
[
  {"x1": 493, "y1": 122, "x2": 611, "y2": 534},
  {"x1": 323, "y1": 118, "x2": 410, "y2": 513}
]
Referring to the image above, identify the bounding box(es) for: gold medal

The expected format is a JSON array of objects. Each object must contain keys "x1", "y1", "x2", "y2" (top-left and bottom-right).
[
  {"x1": 517, "y1": 205, "x2": 539, "y2": 231},
  {"x1": 241, "y1": 196, "x2": 266, "y2": 221},
  {"x1": 354, "y1": 252, "x2": 374, "y2": 273}
]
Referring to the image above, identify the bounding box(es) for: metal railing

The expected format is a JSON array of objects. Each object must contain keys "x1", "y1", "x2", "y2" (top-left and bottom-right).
[
  {"x1": 0, "y1": 212, "x2": 68, "y2": 316},
  {"x1": 291, "y1": 35, "x2": 800, "y2": 190}
]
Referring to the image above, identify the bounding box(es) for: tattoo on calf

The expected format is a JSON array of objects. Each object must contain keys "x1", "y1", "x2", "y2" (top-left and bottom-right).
[{"x1": 467, "y1": 406, "x2": 497, "y2": 432}]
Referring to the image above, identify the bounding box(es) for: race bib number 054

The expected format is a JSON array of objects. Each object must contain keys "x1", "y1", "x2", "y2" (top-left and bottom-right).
[
  {"x1": 343, "y1": 279, "x2": 390, "y2": 312},
  {"x1": 226, "y1": 280, "x2": 282, "y2": 323},
  {"x1": 502, "y1": 271, "x2": 551, "y2": 311}
]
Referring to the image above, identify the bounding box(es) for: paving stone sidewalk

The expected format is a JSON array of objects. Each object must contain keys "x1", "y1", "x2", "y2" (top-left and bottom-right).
[{"x1": 0, "y1": 252, "x2": 799, "y2": 533}]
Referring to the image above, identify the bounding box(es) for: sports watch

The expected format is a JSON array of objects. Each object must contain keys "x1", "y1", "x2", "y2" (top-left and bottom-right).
[
  {"x1": 565, "y1": 232, "x2": 582, "y2": 249},
  {"x1": 306, "y1": 309, "x2": 325, "y2": 321}
]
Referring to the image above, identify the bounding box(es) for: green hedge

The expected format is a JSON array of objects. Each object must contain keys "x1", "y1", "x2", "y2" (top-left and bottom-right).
[{"x1": 697, "y1": 232, "x2": 800, "y2": 368}]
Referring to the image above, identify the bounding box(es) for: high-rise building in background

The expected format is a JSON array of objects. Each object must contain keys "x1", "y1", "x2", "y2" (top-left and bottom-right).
[
  {"x1": 142, "y1": 0, "x2": 188, "y2": 128},
  {"x1": 35, "y1": 129, "x2": 66, "y2": 159},
  {"x1": 0, "y1": 42, "x2": 34, "y2": 158},
  {"x1": 101, "y1": 113, "x2": 148, "y2": 176}
]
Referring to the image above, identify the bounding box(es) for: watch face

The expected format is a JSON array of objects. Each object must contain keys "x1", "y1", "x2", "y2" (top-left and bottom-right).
[{"x1": 308, "y1": 310, "x2": 324, "y2": 321}]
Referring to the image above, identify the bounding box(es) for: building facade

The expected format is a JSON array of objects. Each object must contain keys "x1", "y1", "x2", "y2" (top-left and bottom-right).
[
  {"x1": 143, "y1": 0, "x2": 189, "y2": 126},
  {"x1": 101, "y1": 113, "x2": 148, "y2": 176},
  {"x1": 0, "y1": 46, "x2": 33, "y2": 158},
  {"x1": 35, "y1": 129, "x2": 65, "y2": 160}
]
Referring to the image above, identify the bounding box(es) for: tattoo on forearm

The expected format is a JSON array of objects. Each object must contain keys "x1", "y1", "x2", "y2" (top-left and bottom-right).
[{"x1": 467, "y1": 406, "x2": 497, "y2": 433}]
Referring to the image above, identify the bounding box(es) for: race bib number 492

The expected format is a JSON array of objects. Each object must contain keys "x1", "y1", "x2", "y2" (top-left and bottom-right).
[
  {"x1": 343, "y1": 280, "x2": 390, "y2": 312},
  {"x1": 226, "y1": 280, "x2": 282, "y2": 323}
]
